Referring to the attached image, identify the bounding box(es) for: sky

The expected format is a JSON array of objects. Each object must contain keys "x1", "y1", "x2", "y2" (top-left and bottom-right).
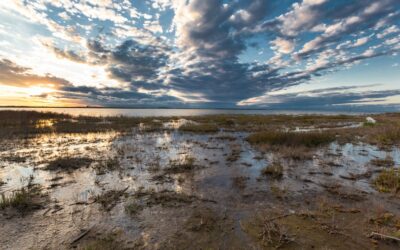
[{"x1": 0, "y1": 0, "x2": 399, "y2": 111}]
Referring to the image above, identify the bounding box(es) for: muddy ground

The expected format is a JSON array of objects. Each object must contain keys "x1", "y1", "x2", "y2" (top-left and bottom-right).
[{"x1": 1, "y1": 113, "x2": 400, "y2": 249}]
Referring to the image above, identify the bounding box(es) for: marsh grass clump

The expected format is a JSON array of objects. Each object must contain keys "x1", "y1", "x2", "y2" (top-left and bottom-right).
[
  {"x1": 261, "y1": 163, "x2": 283, "y2": 179},
  {"x1": 125, "y1": 202, "x2": 143, "y2": 216},
  {"x1": 0, "y1": 185, "x2": 44, "y2": 212},
  {"x1": 232, "y1": 176, "x2": 249, "y2": 189},
  {"x1": 132, "y1": 189, "x2": 198, "y2": 208},
  {"x1": 46, "y1": 156, "x2": 93, "y2": 172},
  {"x1": 373, "y1": 168, "x2": 400, "y2": 193},
  {"x1": 140, "y1": 120, "x2": 164, "y2": 132},
  {"x1": 179, "y1": 123, "x2": 219, "y2": 133},
  {"x1": 276, "y1": 146, "x2": 314, "y2": 160},
  {"x1": 94, "y1": 187, "x2": 128, "y2": 211},
  {"x1": 247, "y1": 131, "x2": 335, "y2": 148},
  {"x1": 371, "y1": 156, "x2": 395, "y2": 167},
  {"x1": 375, "y1": 124, "x2": 400, "y2": 146},
  {"x1": 95, "y1": 157, "x2": 120, "y2": 174},
  {"x1": 226, "y1": 144, "x2": 241, "y2": 162},
  {"x1": 164, "y1": 156, "x2": 198, "y2": 174}
]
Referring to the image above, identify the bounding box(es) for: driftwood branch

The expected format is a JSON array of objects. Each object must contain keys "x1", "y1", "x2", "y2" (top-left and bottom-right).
[{"x1": 369, "y1": 232, "x2": 400, "y2": 242}]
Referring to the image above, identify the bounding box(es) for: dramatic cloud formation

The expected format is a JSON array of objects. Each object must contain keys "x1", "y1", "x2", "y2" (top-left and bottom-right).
[{"x1": 0, "y1": 0, "x2": 399, "y2": 110}]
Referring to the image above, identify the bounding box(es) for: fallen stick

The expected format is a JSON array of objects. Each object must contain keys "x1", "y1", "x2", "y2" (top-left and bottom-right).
[
  {"x1": 42, "y1": 208, "x2": 51, "y2": 216},
  {"x1": 70, "y1": 226, "x2": 93, "y2": 245},
  {"x1": 369, "y1": 232, "x2": 400, "y2": 242}
]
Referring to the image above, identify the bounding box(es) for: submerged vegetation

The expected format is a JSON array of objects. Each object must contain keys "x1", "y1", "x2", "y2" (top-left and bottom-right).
[{"x1": 46, "y1": 156, "x2": 93, "y2": 172}]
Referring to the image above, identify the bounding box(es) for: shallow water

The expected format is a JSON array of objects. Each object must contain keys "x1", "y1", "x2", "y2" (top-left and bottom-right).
[{"x1": 1, "y1": 124, "x2": 400, "y2": 249}]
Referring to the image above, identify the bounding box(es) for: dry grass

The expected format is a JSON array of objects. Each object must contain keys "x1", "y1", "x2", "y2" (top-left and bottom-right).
[
  {"x1": 179, "y1": 123, "x2": 219, "y2": 133},
  {"x1": 164, "y1": 156, "x2": 198, "y2": 174},
  {"x1": 0, "y1": 185, "x2": 44, "y2": 212},
  {"x1": 247, "y1": 131, "x2": 335, "y2": 148},
  {"x1": 94, "y1": 187, "x2": 128, "y2": 211},
  {"x1": 261, "y1": 163, "x2": 284, "y2": 179},
  {"x1": 373, "y1": 168, "x2": 400, "y2": 193}
]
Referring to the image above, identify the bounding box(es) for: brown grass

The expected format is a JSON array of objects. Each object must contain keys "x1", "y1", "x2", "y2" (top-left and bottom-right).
[
  {"x1": 164, "y1": 156, "x2": 198, "y2": 174},
  {"x1": 373, "y1": 168, "x2": 400, "y2": 193},
  {"x1": 0, "y1": 185, "x2": 44, "y2": 212},
  {"x1": 179, "y1": 123, "x2": 219, "y2": 133},
  {"x1": 247, "y1": 131, "x2": 335, "y2": 148},
  {"x1": 261, "y1": 163, "x2": 284, "y2": 179}
]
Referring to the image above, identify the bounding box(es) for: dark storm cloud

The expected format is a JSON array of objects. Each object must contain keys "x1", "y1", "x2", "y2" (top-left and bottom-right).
[
  {"x1": 245, "y1": 86, "x2": 400, "y2": 112},
  {"x1": 108, "y1": 40, "x2": 169, "y2": 83}
]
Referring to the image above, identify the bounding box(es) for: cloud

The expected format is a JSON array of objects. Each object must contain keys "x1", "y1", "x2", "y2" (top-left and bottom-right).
[
  {"x1": 0, "y1": 0, "x2": 399, "y2": 109},
  {"x1": 238, "y1": 85, "x2": 400, "y2": 112},
  {"x1": 277, "y1": 0, "x2": 328, "y2": 37},
  {"x1": 0, "y1": 58, "x2": 71, "y2": 88},
  {"x1": 297, "y1": 0, "x2": 397, "y2": 57},
  {"x1": 271, "y1": 37, "x2": 295, "y2": 54}
]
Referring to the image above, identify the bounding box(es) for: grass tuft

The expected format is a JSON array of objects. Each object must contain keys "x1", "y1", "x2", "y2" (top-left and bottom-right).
[
  {"x1": 373, "y1": 168, "x2": 400, "y2": 193},
  {"x1": 164, "y1": 156, "x2": 198, "y2": 174},
  {"x1": 0, "y1": 186, "x2": 43, "y2": 212},
  {"x1": 261, "y1": 163, "x2": 284, "y2": 179}
]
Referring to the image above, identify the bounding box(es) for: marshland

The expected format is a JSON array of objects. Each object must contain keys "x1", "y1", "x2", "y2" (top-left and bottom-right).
[{"x1": 1, "y1": 110, "x2": 400, "y2": 249}]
